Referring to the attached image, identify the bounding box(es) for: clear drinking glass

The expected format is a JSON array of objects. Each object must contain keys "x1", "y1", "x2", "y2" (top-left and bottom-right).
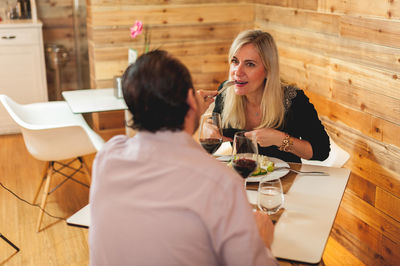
[
  {"x1": 258, "y1": 178, "x2": 284, "y2": 215},
  {"x1": 232, "y1": 131, "x2": 258, "y2": 179},
  {"x1": 199, "y1": 113, "x2": 223, "y2": 154}
]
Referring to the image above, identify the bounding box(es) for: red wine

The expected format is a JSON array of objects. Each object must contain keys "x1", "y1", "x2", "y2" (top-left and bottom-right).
[
  {"x1": 200, "y1": 138, "x2": 222, "y2": 154},
  {"x1": 233, "y1": 158, "x2": 257, "y2": 178}
]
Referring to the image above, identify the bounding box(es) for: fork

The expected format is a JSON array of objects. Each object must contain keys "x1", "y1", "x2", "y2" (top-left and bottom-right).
[
  {"x1": 274, "y1": 166, "x2": 329, "y2": 176},
  {"x1": 217, "y1": 80, "x2": 235, "y2": 96}
]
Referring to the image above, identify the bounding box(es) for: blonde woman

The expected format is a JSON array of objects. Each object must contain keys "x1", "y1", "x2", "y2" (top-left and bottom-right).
[{"x1": 213, "y1": 30, "x2": 330, "y2": 163}]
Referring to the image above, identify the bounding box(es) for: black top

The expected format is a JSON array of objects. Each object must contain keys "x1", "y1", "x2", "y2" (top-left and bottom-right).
[{"x1": 213, "y1": 84, "x2": 330, "y2": 163}]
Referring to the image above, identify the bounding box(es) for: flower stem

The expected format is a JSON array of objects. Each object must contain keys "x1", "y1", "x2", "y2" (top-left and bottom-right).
[{"x1": 144, "y1": 25, "x2": 151, "y2": 53}]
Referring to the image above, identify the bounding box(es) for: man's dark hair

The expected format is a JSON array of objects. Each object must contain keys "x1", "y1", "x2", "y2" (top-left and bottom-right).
[{"x1": 122, "y1": 50, "x2": 193, "y2": 132}]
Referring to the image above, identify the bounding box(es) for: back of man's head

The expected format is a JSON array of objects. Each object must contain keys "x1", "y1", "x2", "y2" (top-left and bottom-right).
[{"x1": 122, "y1": 50, "x2": 193, "y2": 132}]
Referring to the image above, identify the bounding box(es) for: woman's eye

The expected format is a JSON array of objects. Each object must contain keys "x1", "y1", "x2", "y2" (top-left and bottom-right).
[
  {"x1": 247, "y1": 62, "x2": 255, "y2": 67},
  {"x1": 231, "y1": 58, "x2": 239, "y2": 64}
]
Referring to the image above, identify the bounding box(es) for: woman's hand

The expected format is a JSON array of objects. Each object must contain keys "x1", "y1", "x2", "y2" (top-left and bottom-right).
[
  {"x1": 245, "y1": 128, "x2": 284, "y2": 148},
  {"x1": 222, "y1": 136, "x2": 233, "y2": 142},
  {"x1": 201, "y1": 119, "x2": 222, "y2": 139},
  {"x1": 195, "y1": 90, "x2": 218, "y2": 115},
  {"x1": 245, "y1": 128, "x2": 314, "y2": 159}
]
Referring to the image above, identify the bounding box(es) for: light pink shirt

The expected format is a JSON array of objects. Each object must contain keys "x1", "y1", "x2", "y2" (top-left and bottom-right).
[{"x1": 89, "y1": 131, "x2": 277, "y2": 266}]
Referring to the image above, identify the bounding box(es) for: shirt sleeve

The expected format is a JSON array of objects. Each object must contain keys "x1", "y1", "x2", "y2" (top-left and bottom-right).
[
  {"x1": 213, "y1": 81, "x2": 225, "y2": 115},
  {"x1": 206, "y1": 177, "x2": 278, "y2": 266},
  {"x1": 286, "y1": 90, "x2": 330, "y2": 161}
]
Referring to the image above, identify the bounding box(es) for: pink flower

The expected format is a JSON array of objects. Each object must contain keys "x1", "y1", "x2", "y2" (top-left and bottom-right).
[
  {"x1": 130, "y1": 20, "x2": 151, "y2": 53},
  {"x1": 130, "y1": 20, "x2": 143, "y2": 39}
]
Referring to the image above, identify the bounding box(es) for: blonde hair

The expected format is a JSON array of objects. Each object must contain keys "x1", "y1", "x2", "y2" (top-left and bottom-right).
[{"x1": 221, "y1": 30, "x2": 285, "y2": 130}]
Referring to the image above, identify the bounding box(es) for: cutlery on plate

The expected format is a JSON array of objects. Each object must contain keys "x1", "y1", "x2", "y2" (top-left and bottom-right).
[{"x1": 274, "y1": 166, "x2": 329, "y2": 176}]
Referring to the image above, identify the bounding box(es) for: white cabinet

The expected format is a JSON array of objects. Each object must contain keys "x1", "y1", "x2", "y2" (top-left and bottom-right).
[{"x1": 0, "y1": 20, "x2": 48, "y2": 134}]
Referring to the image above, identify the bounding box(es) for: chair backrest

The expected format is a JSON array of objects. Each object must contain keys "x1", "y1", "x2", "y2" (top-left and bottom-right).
[
  {"x1": 0, "y1": 95, "x2": 104, "y2": 161},
  {"x1": 301, "y1": 137, "x2": 350, "y2": 168}
]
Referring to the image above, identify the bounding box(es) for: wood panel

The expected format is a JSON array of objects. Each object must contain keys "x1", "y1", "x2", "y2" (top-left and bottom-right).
[
  {"x1": 89, "y1": 23, "x2": 249, "y2": 47},
  {"x1": 86, "y1": 2, "x2": 251, "y2": 134},
  {"x1": 255, "y1": 21, "x2": 400, "y2": 73},
  {"x1": 333, "y1": 206, "x2": 387, "y2": 265},
  {"x1": 318, "y1": 0, "x2": 400, "y2": 19},
  {"x1": 90, "y1": 39, "x2": 231, "y2": 60},
  {"x1": 346, "y1": 172, "x2": 376, "y2": 206},
  {"x1": 253, "y1": 0, "x2": 319, "y2": 10},
  {"x1": 91, "y1": 40, "x2": 231, "y2": 78},
  {"x1": 87, "y1": 3, "x2": 253, "y2": 88},
  {"x1": 88, "y1": 4, "x2": 254, "y2": 27},
  {"x1": 255, "y1": 4, "x2": 340, "y2": 35},
  {"x1": 375, "y1": 187, "x2": 400, "y2": 222},
  {"x1": 88, "y1": 0, "x2": 247, "y2": 6},
  {"x1": 256, "y1": 2, "x2": 400, "y2": 264},
  {"x1": 272, "y1": 43, "x2": 400, "y2": 124},
  {"x1": 322, "y1": 236, "x2": 365, "y2": 265},
  {"x1": 255, "y1": 26, "x2": 400, "y2": 101},
  {"x1": 340, "y1": 15, "x2": 400, "y2": 49},
  {"x1": 306, "y1": 90, "x2": 400, "y2": 148},
  {"x1": 323, "y1": 120, "x2": 400, "y2": 193},
  {"x1": 331, "y1": 79, "x2": 400, "y2": 125},
  {"x1": 341, "y1": 190, "x2": 400, "y2": 245}
]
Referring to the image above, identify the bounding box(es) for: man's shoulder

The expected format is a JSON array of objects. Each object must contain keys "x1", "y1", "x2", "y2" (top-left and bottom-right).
[{"x1": 96, "y1": 134, "x2": 130, "y2": 156}]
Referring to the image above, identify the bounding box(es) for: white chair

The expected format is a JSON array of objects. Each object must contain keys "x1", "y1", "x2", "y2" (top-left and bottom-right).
[
  {"x1": 0, "y1": 95, "x2": 104, "y2": 232},
  {"x1": 301, "y1": 137, "x2": 350, "y2": 168}
]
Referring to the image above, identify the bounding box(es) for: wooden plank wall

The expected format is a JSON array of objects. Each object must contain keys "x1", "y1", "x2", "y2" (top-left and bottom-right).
[
  {"x1": 254, "y1": 0, "x2": 400, "y2": 264},
  {"x1": 36, "y1": 0, "x2": 90, "y2": 100},
  {"x1": 86, "y1": 0, "x2": 252, "y2": 139}
]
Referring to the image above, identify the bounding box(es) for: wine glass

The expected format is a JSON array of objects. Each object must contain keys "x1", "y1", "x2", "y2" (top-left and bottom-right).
[
  {"x1": 199, "y1": 113, "x2": 223, "y2": 154},
  {"x1": 257, "y1": 178, "x2": 284, "y2": 215},
  {"x1": 232, "y1": 131, "x2": 258, "y2": 179}
]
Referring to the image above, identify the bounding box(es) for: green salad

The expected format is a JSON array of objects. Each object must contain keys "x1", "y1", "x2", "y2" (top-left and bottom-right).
[{"x1": 251, "y1": 155, "x2": 274, "y2": 176}]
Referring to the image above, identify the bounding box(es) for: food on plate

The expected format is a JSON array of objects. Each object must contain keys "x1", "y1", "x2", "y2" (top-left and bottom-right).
[
  {"x1": 251, "y1": 155, "x2": 275, "y2": 176},
  {"x1": 227, "y1": 155, "x2": 274, "y2": 176},
  {"x1": 251, "y1": 167, "x2": 267, "y2": 176}
]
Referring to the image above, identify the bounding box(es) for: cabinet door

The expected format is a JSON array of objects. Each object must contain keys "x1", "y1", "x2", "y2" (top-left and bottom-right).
[{"x1": 0, "y1": 45, "x2": 48, "y2": 133}]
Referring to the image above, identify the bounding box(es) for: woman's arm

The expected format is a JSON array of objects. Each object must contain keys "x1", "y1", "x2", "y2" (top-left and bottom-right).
[
  {"x1": 288, "y1": 90, "x2": 330, "y2": 161},
  {"x1": 244, "y1": 89, "x2": 329, "y2": 161},
  {"x1": 245, "y1": 129, "x2": 313, "y2": 159}
]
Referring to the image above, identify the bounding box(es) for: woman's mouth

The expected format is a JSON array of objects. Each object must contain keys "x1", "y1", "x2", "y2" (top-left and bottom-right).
[{"x1": 235, "y1": 80, "x2": 248, "y2": 86}]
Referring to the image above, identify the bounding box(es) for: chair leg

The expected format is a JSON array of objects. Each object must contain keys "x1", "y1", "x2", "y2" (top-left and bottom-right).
[
  {"x1": 36, "y1": 162, "x2": 53, "y2": 233},
  {"x1": 0, "y1": 233, "x2": 19, "y2": 252},
  {"x1": 33, "y1": 161, "x2": 49, "y2": 204},
  {"x1": 79, "y1": 157, "x2": 92, "y2": 184}
]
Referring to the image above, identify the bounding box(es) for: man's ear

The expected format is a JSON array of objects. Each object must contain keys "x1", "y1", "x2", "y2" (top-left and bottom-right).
[{"x1": 186, "y1": 89, "x2": 198, "y2": 113}]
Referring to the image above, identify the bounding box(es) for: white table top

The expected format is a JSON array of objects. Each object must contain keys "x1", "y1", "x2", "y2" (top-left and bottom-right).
[
  {"x1": 67, "y1": 164, "x2": 350, "y2": 264},
  {"x1": 272, "y1": 164, "x2": 350, "y2": 263},
  {"x1": 66, "y1": 204, "x2": 90, "y2": 228},
  {"x1": 62, "y1": 88, "x2": 127, "y2": 114}
]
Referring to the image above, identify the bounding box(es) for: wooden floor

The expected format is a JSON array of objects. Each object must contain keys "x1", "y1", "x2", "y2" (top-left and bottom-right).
[
  {"x1": 0, "y1": 134, "x2": 92, "y2": 265},
  {"x1": 0, "y1": 134, "x2": 364, "y2": 265}
]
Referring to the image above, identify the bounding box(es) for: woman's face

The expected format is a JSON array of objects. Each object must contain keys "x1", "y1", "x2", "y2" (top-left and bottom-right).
[{"x1": 230, "y1": 43, "x2": 266, "y2": 97}]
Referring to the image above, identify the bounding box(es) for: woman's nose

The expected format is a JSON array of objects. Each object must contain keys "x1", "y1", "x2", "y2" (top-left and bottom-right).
[{"x1": 234, "y1": 63, "x2": 245, "y2": 77}]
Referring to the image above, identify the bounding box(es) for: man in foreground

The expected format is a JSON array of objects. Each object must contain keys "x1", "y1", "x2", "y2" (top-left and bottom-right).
[{"x1": 89, "y1": 50, "x2": 277, "y2": 265}]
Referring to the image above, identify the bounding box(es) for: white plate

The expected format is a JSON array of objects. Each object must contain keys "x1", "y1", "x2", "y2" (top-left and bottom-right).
[
  {"x1": 215, "y1": 155, "x2": 232, "y2": 162},
  {"x1": 246, "y1": 157, "x2": 290, "y2": 182}
]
